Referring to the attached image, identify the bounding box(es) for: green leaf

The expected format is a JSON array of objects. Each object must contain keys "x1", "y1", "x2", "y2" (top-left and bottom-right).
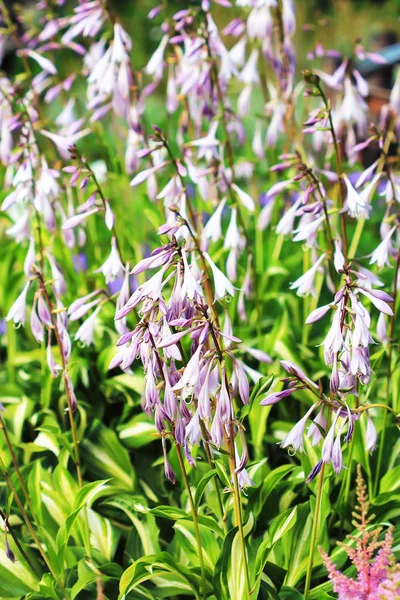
[
  {"x1": 269, "y1": 506, "x2": 297, "y2": 545},
  {"x1": 119, "y1": 552, "x2": 202, "y2": 600},
  {"x1": 81, "y1": 421, "x2": 136, "y2": 489},
  {"x1": 278, "y1": 585, "x2": 303, "y2": 599},
  {"x1": 118, "y1": 414, "x2": 158, "y2": 448},
  {"x1": 194, "y1": 469, "x2": 217, "y2": 510},
  {"x1": 379, "y1": 465, "x2": 400, "y2": 494},
  {"x1": 173, "y1": 519, "x2": 219, "y2": 571}
]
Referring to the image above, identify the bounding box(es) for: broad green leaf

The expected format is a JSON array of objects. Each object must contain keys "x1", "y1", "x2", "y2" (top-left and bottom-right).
[
  {"x1": 194, "y1": 469, "x2": 217, "y2": 509},
  {"x1": 118, "y1": 414, "x2": 158, "y2": 448},
  {"x1": 269, "y1": 506, "x2": 297, "y2": 546},
  {"x1": 173, "y1": 519, "x2": 219, "y2": 571},
  {"x1": 278, "y1": 586, "x2": 303, "y2": 599},
  {"x1": 119, "y1": 552, "x2": 202, "y2": 600},
  {"x1": 81, "y1": 421, "x2": 136, "y2": 489},
  {"x1": 379, "y1": 465, "x2": 400, "y2": 494}
]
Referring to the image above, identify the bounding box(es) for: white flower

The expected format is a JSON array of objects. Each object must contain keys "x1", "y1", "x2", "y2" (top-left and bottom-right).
[
  {"x1": 343, "y1": 175, "x2": 370, "y2": 219},
  {"x1": 6, "y1": 282, "x2": 31, "y2": 325},
  {"x1": 24, "y1": 237, "x2": 36, "y2": 277},
  {"x1": 292, "y1": 214, "x2": 325, "y2": 246},
  {"x1": 181, "y1": 249, "x2": 203, "y2": 300},
  {"x1": 276, "y1": 196, "x2": 302, "y2": 235},
  {"x1": 231, "y1": 183, "x2": 255, "y2": 212},
  {"x1": 323, "y1": 299, "x2": 345, "y2": 363},
  {"x1": 240, "y1": 49, "x2": 260, "y2": 84},
  {"x1": 94, "y1": 237, "x2": 124, "y2": 283},
  {"x1": 145, "y1": 35, "x2": 168, "y2": 79},
  {"x1": 224, "y1": 208, "x2": 241, "y2": 250},
  {"x1": 204, "y1": 252, "x2": 235, "y2": 302},
  {"x1": 334, "y1": 239, "x2": 345, "y2": 272},
  {"x1": 290, "y1": 254, "x2": 326, "y2": 297},
  {"x1": 203, "y1": 199, "x2": 227, "y2": 243},
  {"x1": 75, "y1": 307, "x2": 101, "y2": 346},
  {"x1": 370, "y1": 226, "x2": 396, "y2": 268}
]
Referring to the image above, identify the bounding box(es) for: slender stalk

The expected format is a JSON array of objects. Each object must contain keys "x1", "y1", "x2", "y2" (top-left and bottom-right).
[
  {"x1": 227, "y1": 425, "x2": 251, "y2": 598},
  {"x1": 202, "y1": 437, "x2": 227, "y2": 533},
  {"x1": 6, "y1": 322, "x2": 16, "y2": 385},
  {"x1": 75, "y1": 150, "x2": 125, "y2": 265},
  {"x1": 304, "y1": 461, "x2": 326, "y2": 599},
  {"x1": 0, "y1": 454, "x2": 68, "y2": 597},
  {"x1": 304, "y1": 405, "x2": 332, "y2": 599},
  {"x1": 147, "y1": 332, "x2": 207, "y2": 598},
  {"x1": 348, "y1": 115, "x2": 396, "y2": 261},
  {"x1": 374, "y1": 248, "x2": 400, "y2": 496},
  {"x1": 207, "y1": 320, "x2": 251, "y2": 598},
  {"x1": 175, "y1": 444, "x2": 208, "y2": 600},
  {"x1": 0, "y1": 507, "x2": 40, "y2": 576},
  {"x1": 156, "y1": 129, "x2": 252, "y2": 597},
  {"x1": 161, "y1": 139, "x2": 216, "y2": 311},
  {"x1": 0, "y1": 416, "x2": 34, "y2": 511},
  {"x1": 35, "y1": 270, "x2": 83, "y2": 488},
  {"x1": 317, "y1": 86, "x2": 348, "y2": 262}
]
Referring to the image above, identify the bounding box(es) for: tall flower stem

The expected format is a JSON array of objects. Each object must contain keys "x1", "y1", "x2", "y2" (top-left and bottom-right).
[
  {"x1": 203, "y1": 16, "x2": 261, "y2": 328},
  {"x1": 0, "y1": 507, "x2": 39, "y2": 576},
  {"x1": 227, "y1": 426, "x2": 251, "y2": 598},
  {"x1": 175, "y1": 443, "x2": 208, "y2": 600},
  {"x1": 304, "y1": 408, "x2": 331, "y2": 599},
  {"x1": 316, "y1": 81, "x2": 348, "y2": 262},
  {"x1": 35, "y1": 270, "x2": 83, "y2": 488},
  {"x1": 148, "y1": 332, "x2": 207, "y2": 600},
  {"x1": 159, "y1": 131, "x2": 251, "y2": 596},
  {"x1": 374, "y1": 248, "x2": 400, "y2": 496},
  {"x1": 207, "y1": 321, "x2": 251, "y2": 598},
  {"x1": 202, "y1": 435, "x2": 227, "y2": 532},
  {"x1": 74, "y1": 150, "x2": 125, "y2": 264},
  {"x1": 347, "y1": 115, "x2": 396, "y2": 261},
  {"x1": 0, "y1": 416, "x2": 35, "y2": 512},
  {"x1": 0, "y1": 453, "x2": 68, "y2": 597},
  {"x1": 304, "y1": 466, "x2": 325, "y2": 599}
]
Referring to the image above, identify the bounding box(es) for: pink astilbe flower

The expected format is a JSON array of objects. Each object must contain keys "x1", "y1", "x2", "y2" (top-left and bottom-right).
[{"x1": 321, "y1": 466, "x2": 400, "y2": 599}]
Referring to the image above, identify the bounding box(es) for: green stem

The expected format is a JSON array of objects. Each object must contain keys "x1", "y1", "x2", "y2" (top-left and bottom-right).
[
  {"x1": 0, "y1": 416, "x2": 35, "y2": 513},
  {"x1": 0, "y1": 454, "x2": 68, "y2": 598},
  {"x1": 0, "y1": 507, "x2": 40, "y2": 577},
  {"x1": 148, "y1": 332, "x2": 207, "y2": 598},
  {"x1": 304, "y1": 461, "x2": 326, "y2": 599},
  {"x1": 320, "y1": 89, "x2": 348, "y2": 262},
  {"x1": 175, "y1": 444, "x2": 208, "y2": 600},
  {"x1": 201, "y1": 431, "x2": 227, "y2": 533},
  {"x1": 227, "y1": 425, "x2": 251, "y2": 598},
  {"x1": 348, "y1": 115, "x2": 396, "y2": 261},
  {"x1": 6, "y1": 322, "x2": 16, "y2": 385},
  {"x1": 304, "y1": 408, "x2": 332, "y2": 599},
  {"x1": 374, "y1": 249, "x2": 400, "y2": 495}
]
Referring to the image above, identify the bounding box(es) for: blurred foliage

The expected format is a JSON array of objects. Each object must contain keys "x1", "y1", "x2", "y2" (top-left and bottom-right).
[{"x1": 0, "y1": 0, "x2": 399, "y2": 599}]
